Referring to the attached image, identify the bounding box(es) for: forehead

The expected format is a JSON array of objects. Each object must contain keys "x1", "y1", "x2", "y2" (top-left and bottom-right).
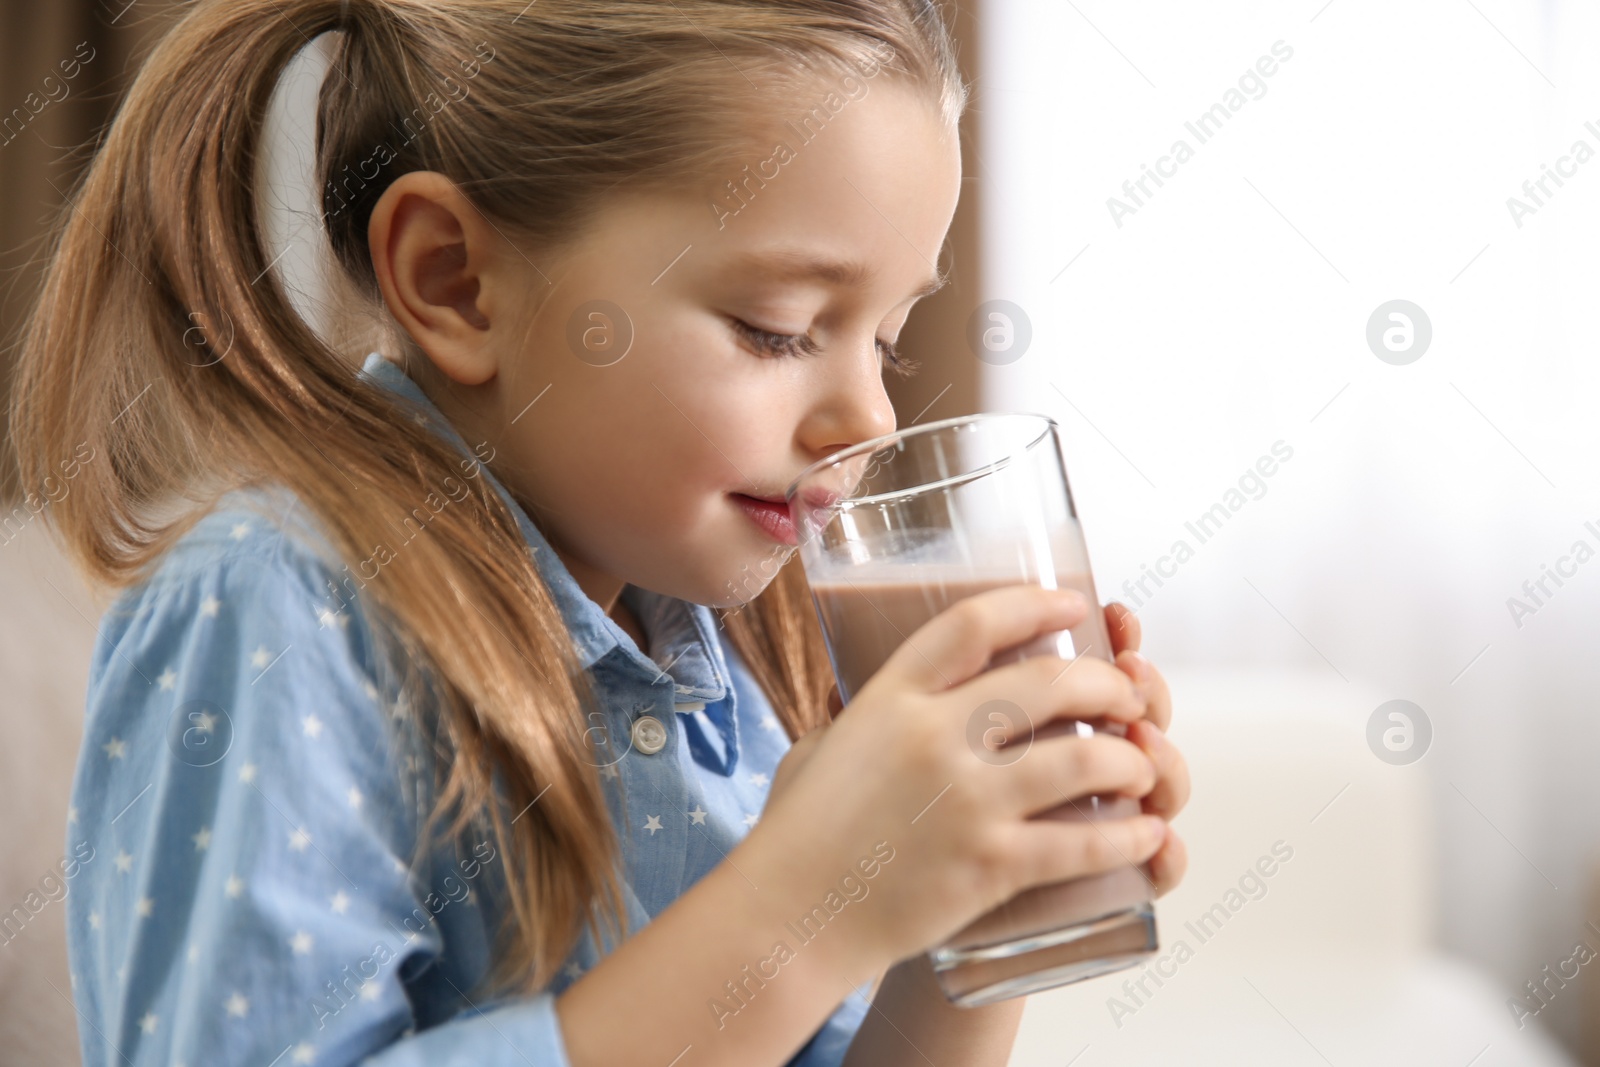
[
  {"x1": 717, "y1": 246, "x2": 947, "y2": 299},
  {"x1": 691, "y1": 79, "x2": 960, "y2": 296}
]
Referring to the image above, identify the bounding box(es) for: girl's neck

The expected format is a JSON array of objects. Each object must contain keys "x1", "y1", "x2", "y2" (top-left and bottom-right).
[
  {"x1": 546, "y1": 539, "x2": 647, "y2": 653},
  {"x1": 403, "y1": 353, "x2": 649, "y2": 653}
]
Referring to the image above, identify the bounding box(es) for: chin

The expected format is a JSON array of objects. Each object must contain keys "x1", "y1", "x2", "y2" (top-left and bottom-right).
[
  {"x1": 692, "y1": 541, "x2": 798, "y2": 609},
  {"x1": 635, "y1": 509, "x2": 799, "y2": 608}
]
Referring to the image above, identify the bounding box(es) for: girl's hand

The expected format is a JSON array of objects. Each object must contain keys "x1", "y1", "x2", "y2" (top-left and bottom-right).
[
  {"x1": 1104, "y1": 601, "x2": 1191, "y2": 898},
  {"x1": 768, "y1": 602, "x2": 1193, "y2": 897},
  {"x1": 742, "y1": 585, "x2": 1171, "y2": 976},
  {"x1": 761, "y1": 681, "x2": 842, "y2": 802}
]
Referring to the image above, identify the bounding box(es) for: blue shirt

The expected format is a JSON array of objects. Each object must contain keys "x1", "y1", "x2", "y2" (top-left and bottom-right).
[{"x1": 64, "y1": 352, "x2": 870, "y2": 1066}]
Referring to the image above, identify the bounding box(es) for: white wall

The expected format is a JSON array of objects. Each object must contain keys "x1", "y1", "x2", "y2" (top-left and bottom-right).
[{"x1": 981, "y1": 0, "x2": 1600, "y2": 1054}]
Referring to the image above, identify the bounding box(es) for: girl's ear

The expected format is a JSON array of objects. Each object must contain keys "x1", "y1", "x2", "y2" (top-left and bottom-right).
[{"x1": 367, "y1": 171, "x2": 508, "y2": 387}]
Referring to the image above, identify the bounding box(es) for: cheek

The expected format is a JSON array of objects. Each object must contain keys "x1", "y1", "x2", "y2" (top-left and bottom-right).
[
  {"x1": 531, "y1": 361, "x2": 740, "y2": 515},
  {"x1": 514, "y1": 315, "x2": 798, "y2": 560},
  {"x1": 625, "y1": 328, "x2": 792, "y2": 491}
]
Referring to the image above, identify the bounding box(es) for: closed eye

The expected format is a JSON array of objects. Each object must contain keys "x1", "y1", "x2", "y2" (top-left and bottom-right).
[{"x1": 727, "y1": 318, "x2": 920, "y2": 377}]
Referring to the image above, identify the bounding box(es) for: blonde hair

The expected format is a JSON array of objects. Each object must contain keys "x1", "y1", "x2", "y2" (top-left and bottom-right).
[{"x1": 9, "y1": 0, "x2": 966, "y2": 997}]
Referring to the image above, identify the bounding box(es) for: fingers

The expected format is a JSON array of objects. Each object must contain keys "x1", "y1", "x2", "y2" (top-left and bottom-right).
[
  {"x1": 1115, "y1": 649, "x2": 1172, "y2": 732},
  {"x1": 1128, "y1": 719, "x2": 1190, "y2": 821},
  {"x1": 876, "y1": 585, "x2": 1089, "y2": 695},
  {"x1": 1104, "y1": 601, "x2": 1141, "y2": 654},
  {"x1": 1010, "y1": 812, "x2": 1167, "y2": 890},
  {"x1": 951, "y1": 651, "x2": 1148, "y2": 730},
  {"x1": 1003, "y1": 731, "x2": 1158, "y2": 818},
  {"x1": 1146, "y1": 824, "x2": 1188, "y2": 898}
]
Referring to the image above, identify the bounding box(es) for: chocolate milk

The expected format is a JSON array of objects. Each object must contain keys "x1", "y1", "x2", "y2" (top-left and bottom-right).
[
  {"x1": 808, "y1": 564, "x2": 1152, "y2": 962},
  {"x1": 809, "y1": 569, "x2": 1110, "y2": 703}
]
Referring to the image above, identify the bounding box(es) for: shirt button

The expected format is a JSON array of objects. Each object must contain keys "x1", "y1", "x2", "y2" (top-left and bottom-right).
[{"x1": 631, "y1": 715, "x2": 668, "y2": 755}]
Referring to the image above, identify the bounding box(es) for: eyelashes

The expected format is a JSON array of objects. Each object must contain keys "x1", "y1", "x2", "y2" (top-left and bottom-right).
[
  {"x1": 729, "y1": 318, "x2": 820, "y2": 359},
  {"x1": 728, "y1": 317, "x2": 921, "y2": 378}
]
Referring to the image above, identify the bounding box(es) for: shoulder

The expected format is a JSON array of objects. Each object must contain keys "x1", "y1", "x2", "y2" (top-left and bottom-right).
[
  {"x1": 91, "y1": 483, "x2": 374, "y2": 680},
  {"x1": 81, "y1": 483, "x2": 415, "y2": 789},
  {"x1": 129, "y1": 481, "x2": 351, "y2": 602}
]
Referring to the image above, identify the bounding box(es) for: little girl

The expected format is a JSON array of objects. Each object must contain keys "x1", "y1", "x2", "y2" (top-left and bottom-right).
[{"x1": 11, "y1": 1, "x2": 1190, "y2": 1064}]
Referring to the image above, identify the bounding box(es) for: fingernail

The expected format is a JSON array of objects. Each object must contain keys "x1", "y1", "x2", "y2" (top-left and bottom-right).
[
  {"x1": 1056, "y1": 587, "x2": 1087, "y2": 610},
  {"x1": 1128, "y1": 650, "x2": 1153, "y2": 684}
]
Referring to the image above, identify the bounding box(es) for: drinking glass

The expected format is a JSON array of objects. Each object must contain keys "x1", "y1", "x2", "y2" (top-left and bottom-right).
[{"x1": 785, "y1": 412, "x2": 1159, "y2": 1007}]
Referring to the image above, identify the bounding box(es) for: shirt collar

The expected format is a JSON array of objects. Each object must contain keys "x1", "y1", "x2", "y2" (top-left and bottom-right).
[{"x1": 357, "y1": 352, "x2": 730, "y2": 703}]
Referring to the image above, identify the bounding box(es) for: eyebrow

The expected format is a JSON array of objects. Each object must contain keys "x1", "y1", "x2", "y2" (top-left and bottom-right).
[{"x1": 727, "y1": 247, "x2": 948, "y2": 301}]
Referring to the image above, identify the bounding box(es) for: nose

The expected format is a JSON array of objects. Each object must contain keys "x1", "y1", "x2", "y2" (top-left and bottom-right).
[{"x1": 798, "y1": 338, "x2": 898, "y2": 462}]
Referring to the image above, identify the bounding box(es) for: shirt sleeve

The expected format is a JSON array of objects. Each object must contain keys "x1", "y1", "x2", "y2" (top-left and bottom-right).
[{"x1": 65, "y1": 534, "x2": 575, "y2": 1067}]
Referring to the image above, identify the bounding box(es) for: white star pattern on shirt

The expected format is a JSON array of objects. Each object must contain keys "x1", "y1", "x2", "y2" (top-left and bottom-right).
[
  {"x1": 688, "y1": 805, "x2": 708, "y2": 825},
  {"x1": 225, "y1": 875, "x2": 244, "y2": 899},
  {"x1": 103, "y1": 737, "x2": 126, "y2": 760},
  {"x1": 139, "y1": 1012, "x2": 158, "y2": 1035},
  {"x1": 238, "y1": 763, "x2": 257, "y2": 784},
  {"x1": 362, "y1": 679, "x2": 379, "y2": 701},
  {"x1": 748, "y1": 772, "x2": 770, "y2": 788},
  {"x1": 330, "y1": 891, "x2": 350, "y2": 915},
  {"x1": 302, "y1": 714, "x2": 323, "y2": 739},
  {"x1": 157, "y1": 668, "x2": 177, "y2": 691},
  {"x1": 317, "y1": 608, "x2": 350, "y2": 630},
  {"x1": 288, "y1": 827, "x2": 312, "y2": 852},
  {"x1": 600, "y1": 762, "x2": 620, "y2": 780},
  {"x1": 563, "y1": 961, "x2": 584, "y2": 979},
  {"x1": 135, "y1": 897, "x2": 153, "y2": 919},
  {"x1": 762, "y1": 715, "x2": 782, "y2": 732},
  {"x1": 200, "y1": 596, "x2": 220, "y2": 618},
  {"x1": 346, "y1": 787, "x2": 363, "y2": 809},
  {"x1": 67, "y1": 805, "x2": 77, "y2": 824},
  {"x1": 643, "y1": 815, "x2": 663, "y2": 835},
  {"x1": 114, "y1": 851, "x2": 134, "y2": 874},
  {"x1": 292, "y1": 1043, "x2": 316, "y2": 1064},
  {"x1": 289, "y1": 930, "x2": 314, "y2": 955},
  {"x1": 229, "y1": 522, "x2": 250, "y2": 540},
  {"x1": 743, "y1": 813, "x2": 759, "y2": 828},
  {"x1": 359, "y1": 981, "x2": 381, "y2": 1002},
  {"x1": 192, "y1": 826, "x2": 211, "y2": 851},
  {"x1": 193, "y1": 710, "x2": 217, "y2": 734},
  {"x1": 249, "y1": 646, "x2": 272, "y2": 669},
  {"x1": 225, "y1": 992, "x2": 249, "y2": 1017},
  {"x1": 187, "y1": 944, "x2": 200, "y2": 963},
  {"x1": 88, "y1": 911, "x2": 102, "y2": 930}
]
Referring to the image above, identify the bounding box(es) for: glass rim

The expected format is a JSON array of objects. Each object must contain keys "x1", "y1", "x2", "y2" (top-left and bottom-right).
[{"x1": 784, "y1": 410, "x2": 1059, "y2": 505}]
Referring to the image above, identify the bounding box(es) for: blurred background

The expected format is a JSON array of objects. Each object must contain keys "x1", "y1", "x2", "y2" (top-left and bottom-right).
[{"x1": 3, "y1": 0, "x2": 1597, "y2": 1064}]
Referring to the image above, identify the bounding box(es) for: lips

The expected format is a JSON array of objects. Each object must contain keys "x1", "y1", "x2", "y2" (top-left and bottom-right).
[{"x1": 730, "y1": 492, "x2": 797, "y2": 546}]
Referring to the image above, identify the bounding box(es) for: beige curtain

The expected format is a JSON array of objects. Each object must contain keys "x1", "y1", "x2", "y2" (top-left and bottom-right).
[{"x1": 0, "y1": 0, "x2": 182, "y2": 503}]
